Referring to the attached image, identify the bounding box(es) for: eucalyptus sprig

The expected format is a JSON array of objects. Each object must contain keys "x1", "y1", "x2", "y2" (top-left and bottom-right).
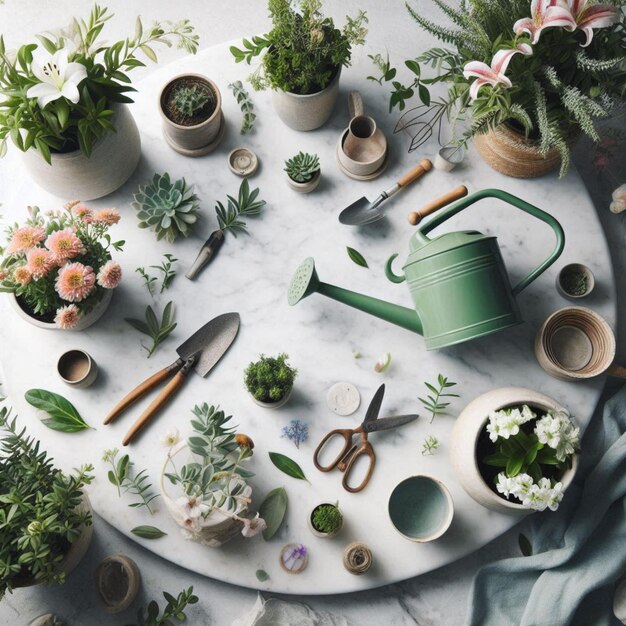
[
  {"x1": 125, "y1": 301, "x2": 176, "y2": 358},
  {"x1": 418, "y1": 374, "x2": 459, "y2": 423},
  {"x1": 229, "y1": 81, "x2": 256, "y2": 134},
  {"x1": 215, "y1": 178, "x2": 266, "y2": 238},
  {"x1": 103, "y1": 448, "x2": 159, "y2": 514}
]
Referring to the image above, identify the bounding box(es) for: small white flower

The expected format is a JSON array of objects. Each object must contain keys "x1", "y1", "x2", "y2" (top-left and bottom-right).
[
  {"x1": 520, "y1": 405, "x2": 536, "y2": 424},
  {"x1": 546, "y1": 482, "x2": 564, "y2": 511},
  {"x1": 241, "y1": 513, "x2": 267, "y2": 538},
  {"x1": 535, "y1": 413, "x2": 561, "y2": 448},
  {"x1": 160, "y1": 428, "x2": 181, "y2": 448},
  {"x1": 374, "y1": 352, "x2": 391, "y2": 373},
  {"x1": 26, "y1": 47, "x2": 87, "y2": 108},
  {"x1": 496, "y1": 473, "x2": 517, "y2": 497},
  {"x1": 522, "y1": 484, "x2": 549, "y2": 511},
  {"x1": 512, "y1": 473, "x2": 534, "y2": 499},
  {"x1": 176, "y1": 495, "x2": 210, "y2": 519},
  {"x1": 180, "y1": 515, "x2": 202, "y2": 540}
]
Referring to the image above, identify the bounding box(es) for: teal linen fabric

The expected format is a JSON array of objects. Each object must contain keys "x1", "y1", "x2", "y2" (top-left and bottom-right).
[{"x1": 467, "y1": 385, "x2": 626, "y2": 626}]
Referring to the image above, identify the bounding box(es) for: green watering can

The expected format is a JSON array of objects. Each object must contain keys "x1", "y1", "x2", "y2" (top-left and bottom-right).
[{"x1": 288, "y1": 189, "x2": 565, "y2": 350}]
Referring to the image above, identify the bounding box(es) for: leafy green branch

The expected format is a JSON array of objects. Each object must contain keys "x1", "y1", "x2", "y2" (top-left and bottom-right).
[
  {"x1": 418, "y1": 374, "x2": 459, "y2": 423},
  {"x1": 125, "y1": 301, "x2": 176, "y2": 358},
  {"x1": 229, "y1": 81, "x2": 256, "y2": 134},
  {"x1": 215, "y1": 178, "x2": 266, "y2": 238},
  {"x1": 126, "y1": 586, "x2": 198, "y2": 626}
]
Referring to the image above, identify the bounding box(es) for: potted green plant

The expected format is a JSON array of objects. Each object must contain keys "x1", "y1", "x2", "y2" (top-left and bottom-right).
[
  {"x1": 0, "y1": 203, "x2": 124, "y2": 330},
  {"x1": 309, "y1": 502, "x2": 343, "y2": 538},
  {"x1": 230, "y1": 0, "x2": 368, "y2": 131},
  {"x1": 244, "y1": 353, "x2": 297, "y2": 408},
  {"x1": 0, "y1": 405, "x2": 94, "y2": 597},
  {"x1": 385, "y1": 0, "x2": 624, "y2": 178},
  {"x1": 284, "y1": 151, "x2": 321, "y2": 193},
  {"x1": 0, "y1": 5, "x2": 198, "y2": 199},
  {"x1": 451, "y1": 388, "x2": 579, "y2": 513},
  {"x1": 159, "y1": 74, "x2": 224, "y2": 156}
]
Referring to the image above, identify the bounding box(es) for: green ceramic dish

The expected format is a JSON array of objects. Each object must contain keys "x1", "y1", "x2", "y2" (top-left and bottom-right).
[{"x1": 388, "y1": 475, "x2": 454, "y2": 542}]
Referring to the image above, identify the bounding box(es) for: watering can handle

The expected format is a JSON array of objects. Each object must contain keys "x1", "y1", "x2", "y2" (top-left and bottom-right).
[{"x1": 419, "y1": 189, "x2": 565, "y2": 296}]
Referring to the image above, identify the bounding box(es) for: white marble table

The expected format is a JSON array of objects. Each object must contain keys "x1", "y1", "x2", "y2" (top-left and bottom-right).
[{"x1": 0, "y1": 34, "x2": 616, "y2": 600}]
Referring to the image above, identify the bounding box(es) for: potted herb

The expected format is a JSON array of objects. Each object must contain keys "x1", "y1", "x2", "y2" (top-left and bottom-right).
[
  {"x1": 230, "y1": 0, "x2": 368, "y2": 130},
  {"x1": 161, "y1": 403, "x2": 266, "y2": 547},
  {"x1": 451, "y1": 388, "x2": 579, "y2": 513},
  {"x1": 244, "y1": 353, "x2": 297, "y2": 408},
  {"x1": 0, "y1": 406, "x2": 94, "y2": 596},
  {"x1": 556, "y1": 263, "x2": 595, "y2": 299},
  {"x1": 309, "y1": 502, "x2": 343, "y2": 538},
  {"x1": 0, "y1": 6, "x2": 198, "y2": 199},
  {"x1": 0, "y1": 203, "x2": 124, "y2": 330},
  {"x1": 159, "y1": 74, "x2": 224, "y2": 156},
  {"x1": 284, "y1": 151, "x2": 321, "y2": 193},
  {"x1": 386, "y1": 0, "x2": 624, "y2": 178}
]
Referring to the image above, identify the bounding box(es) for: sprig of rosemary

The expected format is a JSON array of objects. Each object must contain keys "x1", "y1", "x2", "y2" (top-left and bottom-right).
[
  {"x1": 103, "y1": 448, "x2": 159, "y2": 514},
  {"x1": 215, "y1": 178, "x2": 266, "y2": 238},
  {"x1": 418, "y1": 373, "x2": 459, "y2": 423},
  {"x1": 125, "y1": 301, "x2": 177, "y2": 358},
  {"x1": 229, "y1": 81, "x2": 256, "y2": 134}
]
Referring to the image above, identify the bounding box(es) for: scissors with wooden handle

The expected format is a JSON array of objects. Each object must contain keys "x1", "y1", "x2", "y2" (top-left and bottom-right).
[{"x1": 313, "y1": 384, "x2": 418, "y2": 492}]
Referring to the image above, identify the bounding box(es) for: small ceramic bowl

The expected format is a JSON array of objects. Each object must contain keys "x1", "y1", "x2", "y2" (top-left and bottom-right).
[
  {"x1": 228, "y1": 147, "x2": 258, "y2": 177},
  {"x1": 534, "y1": 306, "x2": 615, "y2": 381},
  {"x1": 57, "y1": 349, "x2": 98, "y2": 388},
  {"x1": 388, "y1": 475, "x2": 454, "y2": 543},
  {"x1": 556, "y1": 263, "x2": 595, "y2": 300},
  {"x1": 336, "y1": 128, "x2": 388, "y2": 177},
  {"x1": 95, "y1": 555, "x2": 141, "y2": 614},
  {"x1": 434, "y1": 145, "x2": 465, "y2": 172}
]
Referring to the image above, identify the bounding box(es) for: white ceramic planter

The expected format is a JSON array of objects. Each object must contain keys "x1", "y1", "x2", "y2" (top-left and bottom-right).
[
  {"x1": 450, "y1": 387, "x2": 578, "y2": 514},
  {"x1": 22, "y1": 105, "x2": 140, "y2": 201},
  {"x1": 271, "y1": 68, "x2": 341, "y2": 131},
  {"x1": 9, "y1": 289, "x2": 113, "y2": 331},
  {"x1": 286, "y1": 169, "x2": 321, "y2": 193},
  {"x1": 248, "y1": 385, "x2": 293, "y2": 409}
]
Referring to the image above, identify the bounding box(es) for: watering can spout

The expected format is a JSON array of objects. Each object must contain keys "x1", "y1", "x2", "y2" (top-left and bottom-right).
[{"x1": 288, "y1": 258, "x2": 423, "y2": 335}]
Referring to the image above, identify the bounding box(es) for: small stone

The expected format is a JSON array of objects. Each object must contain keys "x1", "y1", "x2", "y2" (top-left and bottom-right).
[{"x1": 326, "y1": 382, "x2": 360, "y2": 416}]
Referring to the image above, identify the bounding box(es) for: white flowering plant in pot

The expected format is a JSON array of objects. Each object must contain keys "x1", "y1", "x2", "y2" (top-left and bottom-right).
[
  {"x1": 0, "y1": 4, "x2": 198, "y2": 162},
  {"x1": 161, "y1": 404, "x2": 266, "y2": 546},
  {"x1": 481, "y1": 404, "x2": 579, "y2": 511},
  {"x1": 0, "y1": 203, "x2": 123, "y2": 329}
]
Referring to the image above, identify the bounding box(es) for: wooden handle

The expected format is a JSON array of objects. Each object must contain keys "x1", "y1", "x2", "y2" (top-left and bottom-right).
[
  {"x1": 397, "y1": 159, "x2": 432, "y2": 187},
  {"x1": 103, "y1": 361, "x2": 181, "y2": 425},
  {"x1": 408, "y1": 185, "x2": 469, "y2": 226},
  {"x1": 122, "y1": 369, "x2": 188, "y2": 445},
  {"x1": 606, "y1": 363, "x2": 626, "y2": 379}
]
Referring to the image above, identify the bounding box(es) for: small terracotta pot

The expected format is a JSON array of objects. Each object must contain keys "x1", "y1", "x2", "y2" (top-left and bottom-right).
[
  {"x1": 450, "y1": 387, "x2": 578, "y2": 513},
  {"x1": 272, "y1": 68, "x2": 341, "y2": 131},
  {"x1": 22, "y1": 104, "x2": 140, "y2": 200},
  {"x1": 473, "y1": 124, "x2": 561, "y2": 178},
  {"x1": 286, "y1": 169, "x2": 321, "y2": 194},
  {"x1": 159, "y1": 74, "x2": 224, "y2": 156}
]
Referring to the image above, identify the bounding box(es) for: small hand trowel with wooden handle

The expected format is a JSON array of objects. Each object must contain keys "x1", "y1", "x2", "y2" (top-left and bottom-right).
[{"x1": 103, "y1": 312, "x2": 240, "y2": 445}]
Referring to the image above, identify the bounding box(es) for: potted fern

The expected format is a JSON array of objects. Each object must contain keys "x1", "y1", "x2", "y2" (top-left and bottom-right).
[
  {"x1": 309, "y1": 502, "x2": 343, "y2": 538},
  {"x1": 159, "y1": 74, "x2": 224, "y2": 156},
  {"x1": 244, "y1": 353, "x2": 297, "y2": 408},
  {"x1": 230, "y1": 0, "x2": 368, "y2": 131},
  {"x1": 284, "y1": 151, "x2": 321, "y2": 193},
  {"x1": 0, "y1": 5, "x2": 198, "y2": 199},
  {"x1": 387, "y1": 0, "x2": 625, "y2": 178},
  {"x1": 0, "y1": 405, "x2": 94, "y2": 597}
]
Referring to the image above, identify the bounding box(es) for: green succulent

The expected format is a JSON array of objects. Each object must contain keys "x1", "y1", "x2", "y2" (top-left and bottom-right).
[
  {"x1": 244, "y1": 353, "x2": 297, "y2": 403},
  {"x1": 312, "y1": 502, "x2": 342, "y2": 534},
  {"x1": 132, "y1": 173, "x2": 200, "y2": 243},
  {"x1": 172, "y1": 85, "x2": 211, "y2": 118},
  {"x1": 284, "y1": 152, "x2": 320, "y2": 183}
]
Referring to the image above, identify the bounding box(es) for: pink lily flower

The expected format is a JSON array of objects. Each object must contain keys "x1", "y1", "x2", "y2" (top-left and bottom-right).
[
  {"x1": 568, "y1": 0, "x2": 619, "y2": 47},
  {"x1": 513, "y1": 0, "x2": 576, "y2": 43},
  {"x1": 463, "y1": 44, "x2": 533, "y2": 101}
]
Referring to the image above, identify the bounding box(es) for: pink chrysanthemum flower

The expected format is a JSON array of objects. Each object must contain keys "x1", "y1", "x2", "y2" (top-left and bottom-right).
[
  {"x1": 93, "y1": 208, "x2": 120, "y2": 226},
  {"x1": 13, "y1": 265, "x2": 33, "y2": 285},
  {"x1": 0, "y1": 269, "x2": 8, "y2": 281},
  {"x1": 72, "y1": 205, "x2": 93, "y2": 222},
  {"x1": 55, "y1": 262, "x2": 96, "y2": 302},
  {"x1": 45, "y1": 228, "x2": 86, "y2": 261},
  {"x1": 6, "y1": 226, "x2": 46, "y2": 254},
  {"x1": 54, "y1": 304, "x2": 81, "y2": 329},
  {"x1": 97, "y1": 260, "x2": 122, "y2": 289},
  {"x1": 26, "y1": 248, "x2": 54, "y2": 279}
]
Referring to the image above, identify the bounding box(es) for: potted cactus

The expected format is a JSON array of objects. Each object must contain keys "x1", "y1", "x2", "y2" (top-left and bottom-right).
[
  {"x1": 284, "y1": 152, "x2": 321, "y2": 193},
  {"x1": 309, "y1": 502, "x2": 343, "y2": 538},
  {"x1": 159, "y1": 74, "x2": 224, "y2": 156},
  {"x1": 244, "y1": 353, "x2": 297, "y2": 408},
  {"x1": 132, "y1": 172, "x2": 200, "y2": 243}
]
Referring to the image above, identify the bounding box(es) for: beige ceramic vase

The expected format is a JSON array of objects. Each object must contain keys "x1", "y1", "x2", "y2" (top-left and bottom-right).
[
  {"x1": 22, "y1": 104, "x2": 141, "y2": 200},
  {"x1": 473, "y1": 124, "x2": 561, "y2": 178},
  {"x1": 450, "y1": 387, "x2": 578, "y2": 514}
]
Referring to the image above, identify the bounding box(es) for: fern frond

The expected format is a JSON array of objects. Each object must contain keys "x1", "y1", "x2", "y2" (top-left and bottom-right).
[
  {"x1": 431, "y1": 0, "x2": 492, "y2": 55},
  {"x1": 507, "y1": 103, "x2": 533, "y2": 134}
]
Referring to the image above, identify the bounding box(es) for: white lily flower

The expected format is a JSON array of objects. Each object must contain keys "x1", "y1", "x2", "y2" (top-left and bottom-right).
[{"x1": 27, "y1": 47, "x2": 87, "y2": 108}]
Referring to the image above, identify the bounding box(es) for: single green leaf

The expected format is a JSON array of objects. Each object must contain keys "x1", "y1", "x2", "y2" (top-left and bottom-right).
[
  {"x1": 346, "y1": 247, "x2": 369, "y2": 268},
  {"x1": 518, "y1": 533, "x2": 532, "y2": 556},
  {"x1": 268, "y1": 452, "x2": 308, "y2": 482},
  {"x1": 24, "y1": 389, "x2": 91, "y2": 432},
  {"x1": 259, "y1": 487, "x2": 288, "y2": 540},
  {"x1": 131, "y1": 525, "x2": 167, "y2": 539},
  {"x1": 255, "y1": 569, "x2": 269, "y2": 582},
  {"x1": 506, "y1": 454, "x2": 525, "y2": 477}
]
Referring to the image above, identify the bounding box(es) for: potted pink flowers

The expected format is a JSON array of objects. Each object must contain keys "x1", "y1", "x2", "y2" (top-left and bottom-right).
[{"x1": 0, "y1": 202, "x2": 124, "y2": 330}]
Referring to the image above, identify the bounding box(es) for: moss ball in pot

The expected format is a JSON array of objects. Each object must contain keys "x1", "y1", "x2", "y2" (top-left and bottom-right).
[
  {"x1": 244, "y1": 353, "x2": 297, "y2": 408},
  {"x1": 309, "y1": 502, "x2": 343, "y2": 538}
]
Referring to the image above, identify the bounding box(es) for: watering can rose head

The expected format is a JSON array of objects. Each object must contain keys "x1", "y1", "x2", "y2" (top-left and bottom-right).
[{"x1": 288, "y1": 189, "x2": 564, "y2": 350}]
